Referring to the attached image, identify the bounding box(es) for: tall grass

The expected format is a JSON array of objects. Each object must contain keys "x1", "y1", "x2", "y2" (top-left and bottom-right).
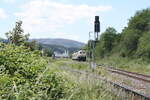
[
  {"x1": 48, "y1": 60, "x2": 118, "y2": 100},
  {"x1": 96, "y1": 56, "x2": 150, "y2": 75},
  {"x1": 65, "y1": 71, "x2": 117, "y2": 100}
]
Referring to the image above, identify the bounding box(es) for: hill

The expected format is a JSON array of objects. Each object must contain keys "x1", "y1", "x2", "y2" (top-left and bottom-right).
[
  {"x1": 1, "y1": 38, "x2": 85, "y2": 53},
  {"x1": 31, "y1": 38, "x2": 85, "y2": 53},
  {"x1": 30, "y1": 38, "x2": 85, "y2": 48}
]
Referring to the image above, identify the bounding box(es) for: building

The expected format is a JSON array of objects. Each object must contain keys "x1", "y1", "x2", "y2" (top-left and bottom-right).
[{"x1": 54, "y1": 50, "x2": 69, "y2": 58}]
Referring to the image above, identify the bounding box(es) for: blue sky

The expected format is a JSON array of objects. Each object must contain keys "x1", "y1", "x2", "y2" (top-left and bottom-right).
[{"x1": 0, "y1": 0, "x2": 149, "y2": 43}]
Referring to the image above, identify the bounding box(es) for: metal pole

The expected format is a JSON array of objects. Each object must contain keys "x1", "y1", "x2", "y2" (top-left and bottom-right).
[
  {"x1": 93, "y1": 32, "x2": 96, "y2": 69},
  {"x1": 88, "y1": 31, "x2": 97, "y2": 69},
  {"x1": 92, "y1": 40, "x2": 96, "y2": 69},
  {"x1": 89, "y1": 32, "x2": 92, "y2": 69}
]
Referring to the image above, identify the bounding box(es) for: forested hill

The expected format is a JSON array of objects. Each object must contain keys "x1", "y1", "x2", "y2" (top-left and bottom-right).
[
  {"x1": 0, "y1": 38, "x2": 85, "y2": 53},
  {"x1": 94, "y1": 8, "x2": 150, "y2": 59},
  {"x1": 30, "y1": 38, "x2": 85, "y2": 48},
  {"x1": 40, "y1": 43, "x2": 81, "y2": 54}
]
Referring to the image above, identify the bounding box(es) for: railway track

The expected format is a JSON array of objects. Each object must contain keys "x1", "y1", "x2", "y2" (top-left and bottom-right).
[
  {"x1": 97, "y1": 64, "x2": 150, "y2": 83},
  {"x1": 62, "y1": 66, "x2": 150, "y2": 100},
  {"x1": 107, "y1": 67, "x2": 150, "y2": 83}
]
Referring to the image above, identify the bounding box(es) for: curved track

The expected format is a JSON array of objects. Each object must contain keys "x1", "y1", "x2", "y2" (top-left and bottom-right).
[
  {"x1": 61, "y1": 66, "x2": 150, "y2": 99},
  {"x1": 107, "y1": 67, "x2": 150, "y2": 83}
]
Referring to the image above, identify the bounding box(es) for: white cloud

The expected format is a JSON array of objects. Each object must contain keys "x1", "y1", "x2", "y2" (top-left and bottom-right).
[
  {"x1": 2, "y1": 0, "x2": 16, "y2": 3},
  {"x1": 15, "y1": 0, "x2": 112, "y2": 41},
  {"x1": 0, "y1": 8, "x2": 8, "y2": 19}
]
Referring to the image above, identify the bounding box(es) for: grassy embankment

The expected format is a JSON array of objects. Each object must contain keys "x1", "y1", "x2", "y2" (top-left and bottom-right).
[
  {"x1": 48, "y1": 58, "x2": 118, "y2": 100},
  {"x1": 96, "y1": 56, "x2": 150, "y2": 75}
]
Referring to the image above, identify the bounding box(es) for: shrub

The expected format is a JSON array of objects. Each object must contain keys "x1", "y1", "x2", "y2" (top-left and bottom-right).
[
  {"x1": 136, "y1": 31, "x2": 150, "y2": 58},
  {"x1": 0, "y1": 43, "x2": 76, "y2": 99},
  {"x1": 0, "y1": 43, "x2": 47, "y2": 79}
]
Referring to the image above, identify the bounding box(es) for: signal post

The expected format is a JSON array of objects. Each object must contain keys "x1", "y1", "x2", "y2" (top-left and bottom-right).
[{"x1": 89, "y1": 16, "x2": 100, "y2": 69}]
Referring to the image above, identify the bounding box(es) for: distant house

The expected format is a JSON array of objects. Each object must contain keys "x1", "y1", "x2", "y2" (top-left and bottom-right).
[{"x1": 54, "y1": 50, "x2": 69, "y2": 58}]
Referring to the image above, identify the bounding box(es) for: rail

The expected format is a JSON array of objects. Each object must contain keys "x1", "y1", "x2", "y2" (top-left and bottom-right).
[{"x1": 62, "y1": 67, "x2": 150, "y2": 100}]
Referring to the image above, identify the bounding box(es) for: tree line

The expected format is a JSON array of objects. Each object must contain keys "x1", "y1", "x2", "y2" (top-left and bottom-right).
[
  {"x1": 3, "y1": 20, "x2": 53, "y2": 57},
  {"x1": 91, "y1": 8, "x2": 150, "y2": 60}
]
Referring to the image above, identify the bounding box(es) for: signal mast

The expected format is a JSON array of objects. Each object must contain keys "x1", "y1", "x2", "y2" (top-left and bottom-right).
[{"x1": 89, "y1": 16, "x2": 100, "y2": 69}]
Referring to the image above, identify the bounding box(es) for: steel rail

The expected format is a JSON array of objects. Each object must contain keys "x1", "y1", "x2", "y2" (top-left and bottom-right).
[
  {"x1": 109, "y1": 66, "x2": 150, "y2": 77},
  {"x1": 97, "y1": 65, "x2": 150, "y2": 83},
  {"x1": 62, "y1": 67, "x2": 150, "y2": 100},
  {"x1": 108, "y1": 68, "x2": 150, "y2": 83}
]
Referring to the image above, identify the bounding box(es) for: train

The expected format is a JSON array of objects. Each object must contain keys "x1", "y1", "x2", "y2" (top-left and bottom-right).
[{"x1": 72, "y1": 50, "x2": 86, "y2": 61}]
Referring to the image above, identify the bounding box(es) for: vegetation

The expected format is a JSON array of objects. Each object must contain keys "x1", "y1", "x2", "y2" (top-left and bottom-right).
[
  {"x1": 5, "y1": 21, "x2": 29, "y2": 46},
  {"x1": 96, "y1": 56, "x2": 150, "y2": 75},
  {"x1": 46, "y1": 60, "x2": 118, "y2": 100},
  {"x1": 0, "y1": 20, "x2": 118, "y2": 100},
  {"x1": 41, "y1": 43, "x2": 80, "y2": 54},
  {"x1": 43, "y1": 48, "x2": 53, "y2": 57},
  {"x1": 119, "y1": 8, "x2": 150, "y2": 57},
  {"x1": 0, "y1": 37, "x2": 3, "y2": 42},
  {"x1": 0, "y1": 45, "x2": 117, "y2": 100},
  {"x1": 0, "y1": 21, "x2": 73, "y2": 99},
  {"x1": 91, "y1": 8, "x2": 150, "y2": 74},
  {"x1": 136, "y1": 31, "x2": 150, "y2": 58},
  {"x1": 95, "y1": 8, "x2": 150, "y2": 59},
  {"x1": 95, "y1": 27, "x2": 120, "y2": 58},
  {"x1": 1, "y1": 7, "x2": 150, "y2": 100}
]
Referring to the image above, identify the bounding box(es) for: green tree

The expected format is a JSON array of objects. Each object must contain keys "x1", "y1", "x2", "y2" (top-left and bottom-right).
[
  {"x1": 0, "y1": 37, "x2": 3, "y2": 42},
  {"x1": 25, "y1": 40, "x2": 39, "y2": 51},
  {"x1": 120, "y1": 8, "x2": 150, "y2": 57},
  {"x1": 96, "y1": 27, "x2": 118, "y2": 58},
  {"x1": 128, "y1": 8, "x2": 150, "y2": 32},
  {"x1": 136, "y1": 31, "x2": 150, "y2": 58},
  {"x1": 120, "y1": 29, "x2": 141, "y2": 56},
  {"x1": 5, "y1": 21, "x2": 29, "y2": 46},
  {"x1": 38, "y1": 43, "x2": 43, "y2": 50},
  {"x1": 102, "y1": 27, "x2": 117, "y2": 52},
  {"x1": 43, "y1": 48, "x2": 53, "y2": 57}
]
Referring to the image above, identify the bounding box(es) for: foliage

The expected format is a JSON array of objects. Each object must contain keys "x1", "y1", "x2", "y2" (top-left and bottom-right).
[
  {"x1": 90, "y1": 8, "x2": 150, "y2": 75},
  {"x1": 43, "y1": 48, "x2": 53, "y2": 57},
  {"x1": 96, "y1": 56, "x2": 150, "y2": 75},
  {"x1": 1, "y1": 20, "x2": 77, "y2": 99},
  {"x1": 0, "y1": 43, "x2": 77, "y2": 100},
  {"x1": 38, "y1": 71, "x2": 75, "y2": 99},
  {"x1": 69, "y1": 62, "x2": 89, "y2": 70},
  {"x1": 24, "y1": 40, "x2": 40, "y2": 51},
  {"x1": 136, "y1": 31, "x2": 150, "y2": 58},
  {"x1": 46, "y1": 60, "x2": 118, "y2": 100},
  {"x1": 5, "y1": 21, "x2": 29, "y2": 46},
  {"x1": 119, "y1": 8, "x2": 150, "y2": 57},
  {"x1": 0, "y1": 43, "x2": 47, "y2": 78},
  {"x1": 0, "y1": 37, "x2": 3, "y2": 42},
  {"x1": 70, "y1": 74, "x2": 117, "y2": 100},
  {"x1": 95, "y1": 27, "x2": 118, "y2": 58},
  {"x1": 41, "y1": 43, "x2": 80, "y2": 55},
  {"x1": 94, "y1": 8, "x2": 150, "y2": 60},
  {"x1": 128, "y1": 8, "x2": 150, "y2": 32},
  {"x1": 120, "y1": 29, "x2": 141, "y2": 56}
]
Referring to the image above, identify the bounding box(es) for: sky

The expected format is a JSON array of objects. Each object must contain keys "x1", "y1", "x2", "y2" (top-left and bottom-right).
[{"x1": 0, "y1": 0, "x2": 150, "y2": 43}]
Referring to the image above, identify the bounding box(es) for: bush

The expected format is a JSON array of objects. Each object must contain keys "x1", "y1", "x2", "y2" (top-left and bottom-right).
[
  {"x1": 43, "y1": 48, "x2": 53, "y2": 57},
  {"x1": 0, "y1": 43, "x2": 47, "y2": 79},
  {"x1": 37, "y1": 71, "x2": 75, "y2": 99},
  {"x1": 136, "y1": 31, "x2": 150, "y2": 58},
  {"x1": 0, "y1": 43, "x2": 76, "y2": 99}
]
